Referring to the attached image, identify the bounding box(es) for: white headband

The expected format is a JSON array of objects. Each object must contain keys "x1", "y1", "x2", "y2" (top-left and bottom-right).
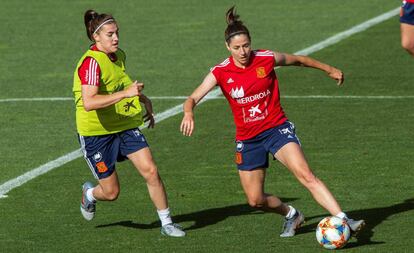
[{"x1": 93, "y1": 19, "x2": 114, "y2": 34}]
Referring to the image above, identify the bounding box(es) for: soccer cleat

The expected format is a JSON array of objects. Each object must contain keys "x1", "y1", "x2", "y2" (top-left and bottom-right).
[
  {"x1": 345, "y1": 218, "x2": 365, "y2": 235},
  {"x1": 80, "y1": 181, "x2": 96, "y2": 221},
  {"x1": 280, "y1": 210, "x2": 305, "y2": 237},
  {"x1": 161, "y1": 223, "x2": 186, "y2": 237}
]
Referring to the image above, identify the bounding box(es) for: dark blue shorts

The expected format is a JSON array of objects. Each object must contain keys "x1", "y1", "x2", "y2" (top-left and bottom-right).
[
  {"x1": 401, "y1": 2, "x2": 414, "y2": 25},
  {"x1": 235, "y1": 121, "x2": 300, "y2": 171},
  {"x1": 78, "y1": 128, "x2": 149, "y2": 179}
]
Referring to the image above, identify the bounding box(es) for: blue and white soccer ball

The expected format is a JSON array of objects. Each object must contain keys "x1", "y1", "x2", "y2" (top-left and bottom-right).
[{"x1": 316, "y1": 216, "x2": 351, "y2": 250}]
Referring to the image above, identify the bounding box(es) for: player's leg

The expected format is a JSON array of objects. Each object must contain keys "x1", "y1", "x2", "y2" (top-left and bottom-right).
[
  {"x1": 127, "y1": 147, "x2": 168, "y2": 210},
  {"x1": 128, "y1": 147, "x2": 185, "y2": 237},
  {"x1": 238, "y1": 168, "x2": 288, "y2": 214},
  {"x1": 236, "y1": 131, "x2": 304, "y2": 237},
  {"x1": 238, "y1": 169, "x2": 304, "y2": 237},
  {"x1": 121, "y1": 128, "x2": 185, "y2": 237},
  {"x1": 91, "y1": 172, "x2": 120, "y2": 201},
  {"x1": 274, "y1": 142, "x2": 365, "y2": 233},
  {"x1": 401, "y1": 23, "x2": 414, "y2": 57},
  {"x1": 274, "y1": 142, "x2": 341, "y2": 215},
  {"x1": 79, "y1": 134, "x2": 120, "y2": 220}
]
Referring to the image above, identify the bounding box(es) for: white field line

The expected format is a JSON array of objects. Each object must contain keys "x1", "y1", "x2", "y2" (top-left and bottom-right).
[
  {"x1": 294, "y1": 7, "x2": 400, "y2": 56},
  {"x1": 0, "y1": 97, "x2": 74, "y2": 102},
  {"x1": 0, "y1": 7, "x2": 400, "y2": 198}
]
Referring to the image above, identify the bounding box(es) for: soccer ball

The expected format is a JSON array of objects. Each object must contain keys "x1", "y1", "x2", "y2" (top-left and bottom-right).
[{"x1": 316, "y1": 216, "x2": 351, "y2": 250}]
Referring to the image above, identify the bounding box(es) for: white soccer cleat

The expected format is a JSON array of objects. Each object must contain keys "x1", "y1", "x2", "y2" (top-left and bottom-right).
[
  {"x1": 80, "y1": 182, "x2": 96, "y2": 221},
  {"x1": 161, "y1": 223, "x2": 186, "y2": 237},
  {"x1": 280, "y1": 210, "x2": 305, "y2": 237},
  {"x1": 345, "y1": 218, "x2": 365, "y2": 235}
]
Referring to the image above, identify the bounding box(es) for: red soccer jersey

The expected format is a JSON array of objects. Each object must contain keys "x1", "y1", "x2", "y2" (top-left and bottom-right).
[
  {"x1": 406, "y1": 0, "x2": 414, "y2": 4},
  {"x1": 211, "y1": 49, "x2": 287, "y2": 140}
]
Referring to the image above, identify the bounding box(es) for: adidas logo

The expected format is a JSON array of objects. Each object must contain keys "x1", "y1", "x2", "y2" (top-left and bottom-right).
[{"x1": 227, "y1": 78, "x2": 234, "y2": 84}]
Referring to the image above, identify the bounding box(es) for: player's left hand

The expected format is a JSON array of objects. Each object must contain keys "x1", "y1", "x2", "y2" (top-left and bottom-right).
[
  {"x1": 328, "y1": 67, "x2": 344, "y2": 86},
  {"x1": 139, "y1": 94, "x2": 155, "y2": 128}
]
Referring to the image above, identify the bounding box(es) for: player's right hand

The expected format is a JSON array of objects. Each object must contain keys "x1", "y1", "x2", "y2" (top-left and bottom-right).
[
  {"x1": 180, "y1": 113, "x2": 194, "y2": 136},
  {"x1": 124, "y1": 81, "x2": 144, "y2": 97}
]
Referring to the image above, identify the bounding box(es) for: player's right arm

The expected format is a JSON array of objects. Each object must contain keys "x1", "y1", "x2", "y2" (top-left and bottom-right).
[
  {"x1": 79, "y1": 57, "x2": 144, "y2": 111},
  {"x1": 180, "y1": 72, "x2": 217, "y2": 136},
  {"x1": 81, "y1": 81, "x2": 143, "y2": 111}
]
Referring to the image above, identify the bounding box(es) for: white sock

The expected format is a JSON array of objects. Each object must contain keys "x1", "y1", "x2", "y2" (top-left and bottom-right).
[
  {"x1": 86, "y1": 188, "x2": 96, "y2": 202},
  {"x1": 157, "y1": 208, "x2": 173, "y2": 226},
  {"x1": 335, "y1": 212, "x2": 348, "y2": 219},
  {"x1": 286, "y1": 205, "x2": 297, "y2": 219}
]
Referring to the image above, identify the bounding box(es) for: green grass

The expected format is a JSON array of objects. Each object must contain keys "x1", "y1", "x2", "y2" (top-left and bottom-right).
[{"x1": 1, "y1": 0, "x2": 413, "y2": 252}]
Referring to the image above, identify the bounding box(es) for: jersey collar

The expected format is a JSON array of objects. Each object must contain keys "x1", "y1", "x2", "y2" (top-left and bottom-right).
[
  {"x1": 90, "y1": 44, "x2": 118, "y2": 62},
  {"x1": 229, "y1": 52, "x2": 254, "y2": 71}
]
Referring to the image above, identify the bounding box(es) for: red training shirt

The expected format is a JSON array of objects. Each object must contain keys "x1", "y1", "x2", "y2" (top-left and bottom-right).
[{"x1": 211, "y1": 49, "x2": 287, "y2": 141}]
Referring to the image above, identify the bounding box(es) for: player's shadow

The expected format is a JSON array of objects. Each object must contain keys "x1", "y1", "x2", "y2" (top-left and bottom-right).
[
  {"x1": 297, "y1": 198, "x2": 414, "y2": 248},
  {"x1": 96, "y1": 197, "x2": 298, "y2": 231}
]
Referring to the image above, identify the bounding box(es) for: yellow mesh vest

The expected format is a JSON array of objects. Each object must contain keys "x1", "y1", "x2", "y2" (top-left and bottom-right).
[{"x1": 73, "y1": 49, "x2": 143, "y2": 136}]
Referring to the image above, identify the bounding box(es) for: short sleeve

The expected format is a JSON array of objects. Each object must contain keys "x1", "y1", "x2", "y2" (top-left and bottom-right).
[
  {"x1": 78, "y1": 57, "x2": 101, "y2": 86},
  {"x1": 211, "y1": 67, "x2": 220, "y2": 83}
]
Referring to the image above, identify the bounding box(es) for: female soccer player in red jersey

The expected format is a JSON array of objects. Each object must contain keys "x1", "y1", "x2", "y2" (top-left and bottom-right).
[
  {"x1": 401, "y1": 0, "x2": 414, "y2": 57},
  {"x1": 74, "y1": 9, "x2": 185, "y2": 237},
  {"x1": 180, "y1": 6, "x2": 365, "y2": 237}
]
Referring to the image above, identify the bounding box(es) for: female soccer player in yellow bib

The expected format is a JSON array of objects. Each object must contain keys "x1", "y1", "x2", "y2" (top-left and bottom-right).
[{"x1": 73, "y1": 9, "x2": 185, "y2": 237}]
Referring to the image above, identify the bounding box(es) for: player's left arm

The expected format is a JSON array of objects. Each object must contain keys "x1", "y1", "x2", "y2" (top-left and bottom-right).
[
  {"x1": 139, "y1": 93, "x2": 155, "y2": 128},
  {"x1": 273, "y1": 51, "x2": 344, "y2": 86}
]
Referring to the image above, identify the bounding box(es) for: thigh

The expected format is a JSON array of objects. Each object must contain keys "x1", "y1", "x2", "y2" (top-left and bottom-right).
[
  {"x1": 274, "y1": 142, "x2": 312, "y2": 177},
  {"x1": 401, "y1": 23, "x2": 414, "y2": 46},
  {"x1": 98, "y1": 170, "x2": 120, "y2": 193},
  {"x1": 127, "y1": 147, "x2": 158, "y2": 178},
  {"x1": 238, "y1": 169, "x2": 266, "y2": 199}
]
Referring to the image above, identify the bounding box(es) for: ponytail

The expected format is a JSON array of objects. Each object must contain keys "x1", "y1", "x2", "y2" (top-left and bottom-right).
[{"x1": 224, "y1": 6, "x2": 250, "y2": 43}]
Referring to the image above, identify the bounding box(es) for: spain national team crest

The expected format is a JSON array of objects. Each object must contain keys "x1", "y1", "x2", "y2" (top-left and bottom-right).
[
  {"x1": 256, "y1": 67, "x2": 266, "y2": 78},
  {"x1": 235, "y1": 152, "x2": 243, "y2": 165},
  {"x1": 96, "y1": 161, "x2": 108, "y2": 173}
]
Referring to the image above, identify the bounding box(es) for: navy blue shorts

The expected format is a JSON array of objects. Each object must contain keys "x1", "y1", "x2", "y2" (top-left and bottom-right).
[
  {"x1": 235, "y1": 121, "x2": 301, "y2": 171},
  {"x1": 401, "y1": 1, "x2": 414, "y2": 25},
  {"x1": 78, "y1": 128, "x2": 149, "y2": 179}
]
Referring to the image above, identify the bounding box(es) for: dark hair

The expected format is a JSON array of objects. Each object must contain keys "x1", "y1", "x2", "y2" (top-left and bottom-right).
[
  {"x1": 224, "y1": 6, "x2": 250, "y2": 43},
  {"x1": 84, "y1": 9, "x2": 116, "y2": 41}
]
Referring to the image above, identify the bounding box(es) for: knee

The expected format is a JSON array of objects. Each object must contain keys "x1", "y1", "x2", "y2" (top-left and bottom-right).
[
  {"x1": 142, "y1": 165, "x2": 161, "y2": 185},
  {"x1": 103, "y1": 188, "x2": 120, "y2": 201},
  {"x1": 247, "y1": 196, "x2": 265, "y2": 208},
  {"x1": 296, "y1": 168, "x2": 319, "y2": 187},
  {"x1": 401, "y1": 40, "x2": 414, "y2": 52}
]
